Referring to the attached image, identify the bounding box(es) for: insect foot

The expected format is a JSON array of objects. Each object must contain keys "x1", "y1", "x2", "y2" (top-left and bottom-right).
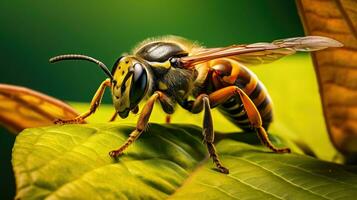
[
  {"x1": 54, "y1": 118, "x2": 84, "y2": 124},
  {"x1": 109, "y1": 150, "x2": 123, "y2": 158},
  {"x1": 217, "y1": 165, "x2": 230, "y2": 174},
  {"x1": 275, "y1": 147, "x2": 291, "y2": 153}
]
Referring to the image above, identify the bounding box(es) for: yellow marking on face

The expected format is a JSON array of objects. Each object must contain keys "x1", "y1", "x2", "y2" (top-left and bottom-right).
[
  {"x1": 112, "y1": 75, "x2": 133, "y2": 112},
  {"x1": 112, "y1": 56, "x2": 135, "y2": 112},
  {"x1": 113, "y1": 57, "x2": 133, "y2": 88},
  {"x1": 158, "y1": 81, "x2": 168, "y2": 90}
]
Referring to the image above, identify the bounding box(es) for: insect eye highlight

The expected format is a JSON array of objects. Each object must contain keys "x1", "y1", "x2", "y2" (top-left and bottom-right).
[{"x1": 133, "y1": 63, "x2": 144, "y2": 81}]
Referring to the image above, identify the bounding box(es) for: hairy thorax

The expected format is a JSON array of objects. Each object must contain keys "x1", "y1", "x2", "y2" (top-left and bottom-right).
[{"x1": 150, "y1": 67, "x2": 196, "y2": 104}]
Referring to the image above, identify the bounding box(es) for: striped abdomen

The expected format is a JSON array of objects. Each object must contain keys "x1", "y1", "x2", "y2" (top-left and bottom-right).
[{"x1": 216, "y1": 62, "x2": 273, "y2": 131}]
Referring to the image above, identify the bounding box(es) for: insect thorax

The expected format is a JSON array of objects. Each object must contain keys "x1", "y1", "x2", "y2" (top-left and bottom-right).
[
  {"x1": 134, "y1": 40, "x2": 196, "y2": 103},
  {"x1": 136, "y1": 42, "x2": 188, "y2": 62}
]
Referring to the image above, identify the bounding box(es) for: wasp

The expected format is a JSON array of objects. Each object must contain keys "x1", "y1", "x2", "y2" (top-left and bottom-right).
[{"x1": 50, "y1": 35, "x2": 342, "y2": 174}]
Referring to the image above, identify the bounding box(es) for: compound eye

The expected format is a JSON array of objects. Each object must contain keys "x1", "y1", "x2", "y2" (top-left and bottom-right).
[{"x1": 129, "y1": 63, "x2": 148, "y2": 107}]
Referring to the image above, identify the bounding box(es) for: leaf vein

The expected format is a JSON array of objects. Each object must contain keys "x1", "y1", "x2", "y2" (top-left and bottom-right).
[
  {"x1": 196, "y1": 181, "x2": 241, "y2": 200},
  {"x1": 226, "y1": 173, "x2": 284, "y2": 200},
  {"x1": 230, "y1": 156, "x2": 333, "y2": 200},
  {"x1": 270, "y1": 159, "x2": 357, "y2": 189}
]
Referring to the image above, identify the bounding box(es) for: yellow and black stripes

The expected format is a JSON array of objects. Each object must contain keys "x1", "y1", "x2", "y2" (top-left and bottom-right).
[
  {"x1": 209, "y1": 59, "x2": 273, "y2": 131},
  {"x1": 219, "y1": 82, "x2": 273, "y2": 130},
  {"x1": 219, "y1": 80, "x2": 273, "y2": 130}
]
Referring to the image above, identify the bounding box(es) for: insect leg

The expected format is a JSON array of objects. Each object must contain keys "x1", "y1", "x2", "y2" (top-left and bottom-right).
[
  {"x1": 209, "y1": 86, "x2": 291, "y2": 153},
  {"x1": 186, "y1": 94, "x2": 229, "y2": 174},
  {"x1": 109, "y1": 91, "x2": 172, "y2": 157},
  {"x1": 109, "y1": 110, "x2": 118, "y2": 122},
  {"x1": 55, "y1": 78, "x2": 111, "y2": 124},
  {"x1": 165, "y1": 115, "x2": 171, "y2": 124},
  {"x1": 203, "y1": 96, "x2": 230, "y2": 174}
]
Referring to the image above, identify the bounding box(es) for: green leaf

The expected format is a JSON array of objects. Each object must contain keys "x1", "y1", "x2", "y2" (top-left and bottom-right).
[{"x1": 12, "y1": 123, "x2": 357, "y2": 199}]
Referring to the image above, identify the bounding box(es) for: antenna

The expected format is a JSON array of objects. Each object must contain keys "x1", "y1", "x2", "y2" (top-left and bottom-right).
[{"x1": 49, "y1": 54, "x2": 113, "y2": 80}]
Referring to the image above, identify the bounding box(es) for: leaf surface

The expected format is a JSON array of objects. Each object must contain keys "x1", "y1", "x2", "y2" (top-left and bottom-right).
[{"x1": 13, "y1": 123, "x2": 357, "y2": 200}]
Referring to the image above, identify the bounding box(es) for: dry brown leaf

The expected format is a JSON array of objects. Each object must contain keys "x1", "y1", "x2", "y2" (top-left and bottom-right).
[
  {"x1": 0, "y1": 84, "x2": 80, "y2": 134},
  {"x1": 296, "y1": 0, "x2": 357, "y2": 155}
]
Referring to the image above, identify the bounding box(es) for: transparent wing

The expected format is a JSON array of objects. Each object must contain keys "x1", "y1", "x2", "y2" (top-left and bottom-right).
[
  {"x1": 181, "y1": 36, "x2": 342, "y2": 67},
  {"x1": 194, "y1": 44, "x2": 296, "y2": 65},
  {"x1": 0, "y1": 84, "x2": 80, "y2": 134}
]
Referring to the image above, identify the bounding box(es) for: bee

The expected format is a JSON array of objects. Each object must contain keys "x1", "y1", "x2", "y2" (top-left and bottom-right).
[{"x1": 50, "y1": 35, "x2": 342, "y2": 174}]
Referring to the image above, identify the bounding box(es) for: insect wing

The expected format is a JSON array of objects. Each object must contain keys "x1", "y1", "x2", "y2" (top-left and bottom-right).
[{"x1": 181, "y1": 36, "x2": 342, "y2": 67}]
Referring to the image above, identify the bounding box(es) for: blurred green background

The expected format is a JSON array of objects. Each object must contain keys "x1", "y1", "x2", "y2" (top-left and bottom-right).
[
  {"x1": 0, "y1": 0, "x2": 303, "y2": 101},
  {"x1": 0, "y1": 0, "x2": 319, "y2": 199}
]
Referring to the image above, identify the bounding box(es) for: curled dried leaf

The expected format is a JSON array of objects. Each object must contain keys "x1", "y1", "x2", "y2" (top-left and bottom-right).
[
  {"x1": 0, "y1": 84, "x2": 80, "y2": 134},
  {"x1": 296, "y1": 0, "x2": 357, "y2": 155}
]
